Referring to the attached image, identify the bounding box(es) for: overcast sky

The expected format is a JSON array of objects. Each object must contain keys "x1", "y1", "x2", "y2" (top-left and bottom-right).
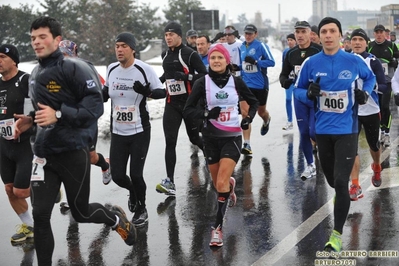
[{"x1": 1, "y1": 0, "x2": 395, "y2": 25}]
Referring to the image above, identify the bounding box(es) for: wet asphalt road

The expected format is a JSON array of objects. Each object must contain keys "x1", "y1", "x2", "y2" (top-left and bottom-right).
[{"x1": 1, "y1": 80, "x2": 399, "y2": 266}]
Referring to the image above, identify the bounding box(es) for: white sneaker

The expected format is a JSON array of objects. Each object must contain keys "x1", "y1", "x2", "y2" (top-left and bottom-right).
[
  {"x1": 384, "y1": 134, "x2": 390, "y2": 147},
  {"x1": 282, "y1": 122, "x2": 293, "y2": 130},
  {"x1": 379, "y1": 131, "x2": 385, "y2": 145},
  {"x1": 102, "y1": 158, "x2": 112, "y2": 185},
  {"x1": 301, "y1": 163, "x2": 316, "y2": 180}
]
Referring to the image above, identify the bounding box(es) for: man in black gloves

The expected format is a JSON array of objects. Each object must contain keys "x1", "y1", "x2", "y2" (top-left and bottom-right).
[
  {"x1": 102, "y1": 31, "x2": 166, "y2": 227},
  {"x1": 156, "y1": 21, "x2": 207, "y2": 197},
  {"x1": 368, "y1": 24, "x2": 399, "y2": 147}
]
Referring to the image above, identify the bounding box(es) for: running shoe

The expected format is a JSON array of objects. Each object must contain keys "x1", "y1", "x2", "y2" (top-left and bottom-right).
[
  {"x1": 128, "y1": 191, "x2": 137, "y2": 213},
  {"x1": 102, "y1": 158, "x2": 112, "y2": 185},
  {"x1": 371, "y1": 163, "x2": 382, "y2": 187},
  {"x1": 324, "y1": 230, "x2": 342, "y2": 252},
  {"x1": 300, "y1": 163, "x2": 316, "y2": 180},
  {"x1": 379, "y1": 131, "x2": 385, "y2": 145},
  {"x1": 111, "y1": 205, "x2": 137, "y2": 246},
  {"x1": 11, "y1": 224, "x2": 34, "y2": 243},
  {"x1": 282, "y1": 122, "x2": 293, "y2": 130},
  {"x1": 349, "y1": 184, "x2": 364, "y2": 201},
  {"x1": 229, "y1": 177, "x2": 237, "y2": 207},
  {"x1": 241, "y1": 143, "x2": 252, "y2": 155},
  {"x1": 384, "y1": 134, "x2": 390, "y2": 147},
  {"x1": 260, "y1": 117, "x2": 271, "y2": 136},
  {"x1": 132, "y1": 208, "x2": 148, "y2": 227},
  {"x1": 209, "y1": 226, "x2": 223, "y2": 247},
  {"x1": 60, "y1": 201, "x2": 70, "y2": 215},
  {"x1": 156, "y1": 178, "x2": 176, "y2": 196}
]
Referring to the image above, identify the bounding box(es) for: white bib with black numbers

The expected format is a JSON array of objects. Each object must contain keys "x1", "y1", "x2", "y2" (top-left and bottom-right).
[
  {"x1": 31, "y1": 156, "x2": 46, "y2": 181},
  {"x1": 319, "y1": 89, "x2": 349, "y2": 113},
  {"x1": 0, "y1": 118, "x2": 15, "y2": 140},
  {"x1": 165, "y1": 79, "x2": 187, "y2": 95},
  {"x1": 113, "y1": 105, "x2": 138, "y2": 125},
  {"x1": 242, "y1": 62, "x2": 258, "y2": 73}
]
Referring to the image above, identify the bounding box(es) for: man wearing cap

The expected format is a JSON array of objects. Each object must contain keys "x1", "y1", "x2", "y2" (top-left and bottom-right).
[
  {"x1": 279, "y1": 20, "x2": 322, "y2": 180},
  {"x1": 348, "y1": 28, "x2": 387, "y2": 201},
  {"x1": 390, "y1": 31, "x2": 399, "y2": 47},
  {"x1": 102, "y1": 31, "x2": 166, "y2": 227},
  {"x1": 368, "y1": 24, "x2": 399, "y2": 147},
  {"x1": 239, "y1": 23, "x2": 275, "y2": 155},
  {"x1": 221, "y1": 25, "x2": 243, "y2": 76},
  {"x1": 15, "y1": 17, "x2": 137, "y2": 265},
  {"x1": 156, "y1": 21, "x2": 207, "y2": 197},
  {"x1": 0, "y1": 44, "x2": 35, "y2": 244},
  {"x1": 296, "y1": 17, "x2": 375, "y2": 253},
  {"x1": 186, "y1": 29, "x2": 198, "y2": 51},
  {"x1": 342, "y1": 36, "x2": 352, "y2": 53}
]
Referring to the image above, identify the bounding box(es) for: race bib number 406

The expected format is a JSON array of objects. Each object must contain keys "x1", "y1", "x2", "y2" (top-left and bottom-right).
[{"x1": 320, "y1": 90, "x2": 349, "y2": 113}]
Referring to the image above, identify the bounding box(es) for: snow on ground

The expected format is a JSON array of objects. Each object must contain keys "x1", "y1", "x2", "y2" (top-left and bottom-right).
[{"x1": 18, "y1": 38, "x2": 282, "y2": 139}]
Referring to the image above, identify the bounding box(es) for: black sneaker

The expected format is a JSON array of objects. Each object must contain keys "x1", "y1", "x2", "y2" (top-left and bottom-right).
[
  {"x1": 60, "y1": 201, "x2": 70, "y2": 215},
  {"x1": 128, "y1": 191, "x2": 137, "y2": 213},
  {"x1": 132, "y1": 208, "x2": 148, "y2": 227},
  {"x1": 111, "y1": 205, "x2": 137, "y2": 246}
]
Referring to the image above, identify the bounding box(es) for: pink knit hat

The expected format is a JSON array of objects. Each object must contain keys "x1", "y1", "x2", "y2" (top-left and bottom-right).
[{"x1": 208, "y1": 44, "x2": 231, "y2": 64}]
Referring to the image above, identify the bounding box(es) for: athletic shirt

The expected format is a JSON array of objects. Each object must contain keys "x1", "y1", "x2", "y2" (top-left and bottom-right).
[
  {"x1": 296, "y1": 49, "x2": 376, "y2": 135},
  {"x1": 106, "y1": 59, "x2": 163, "y2": 136},
  {"x1": 368, "y1": 40, "x2": 399, "y2": 81},
  {"x1": 0, "y1": 71, "x2": 33, "y2": 141},
  {"x1": 205, "y1": 75, "x2": 241, "y2": 137}
]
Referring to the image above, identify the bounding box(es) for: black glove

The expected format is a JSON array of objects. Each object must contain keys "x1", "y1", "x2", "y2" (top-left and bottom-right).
[
  {"x1": 354, "y1": 88, "x2": 368, "y2": 104},
  {"x1": 174, "y1": 71, "x2": 188, "y2": 81},
  {"x1": 388, "y1": 58, "x2": 398, "y2": 68},
  {"x1": 211, "y1": 32, "x2": 225, "y2": 43},
  {"x1": 133, "y1": 81, "x2": 151, "y2": 97},
  {"x1": 240, "y1": 116, "x2": 252, "y2": 130},
  {"x1": 394, "y1": 93, "x2": 399, "y2": 106},
  {"x1": 207, "y1": 107, "x2": 221, "y2": 119},
  {"x1": 283, "y1": 79, "x2": 294, "y2": 89},
  {"x1": 307, "y1": 77, "x2": 321, "y2": 100},
  {"x1": 232, "y1": 64, "x2": 240, "y2": 72},
  {"x1": 244, "y1": 56, "x2": 256, "y2": 65}
]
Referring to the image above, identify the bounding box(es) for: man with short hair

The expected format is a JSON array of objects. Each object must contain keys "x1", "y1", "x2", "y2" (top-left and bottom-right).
[
  {"x1": 196, "y1": 34, "x2": 211, "y2": 70},
  {"x1": 343, "y1": 36, "x2": 352, "y2": 53},
  {"x1": 221, "y1": 25, "x2": 243, "y2": 76},
  {"x1": 15, "y1": 16, "x2": 137, "y2": 265},
  {"x1": 368, "y1": 24, "x2": 399, "y2": 147},
  {"x1": 240, "y1": 24, "x2": 275, "y2": 155},
  {"x1": 279, "y1": 21, "x2": 322, "y2": 179},
  {"x1": 310, "y1": 25, "x2": 321, "y2": 44},
  {"x1": 0, "y1": 44, "x2": 35, "y2": 244},
  {"x1": 390, "y1": 31, "x2": 399, "y2": 47},
  {"x1": 186, "y1": 29, "x2": 198, "y2": 51}
]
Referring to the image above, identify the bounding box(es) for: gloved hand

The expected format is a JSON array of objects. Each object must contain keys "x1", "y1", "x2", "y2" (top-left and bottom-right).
[
  {"x1": 133, "y1": 81, "x2": 151, "y2": 97},
  {"x1": 232, "y1": 64, "x2": 240, "y2": 72},
  {"x1": 283, "y1": 79, "x2": 294, "y2": 89},
  {"x1": 174, "y1": 71, "x2": 188, "y2": 81},
  {"x1": 211, "y1": 32, "x2": 225, "y2": 43},
  {"x1": 307, "y1": 77, "x2": 321, "y2": 100},
  {"x1": 207, "y1": 107, "x2": 221, "y2": 119},
  {"x1": 388, "y1": 58, "x2": 398, "y2": 68},
  {"x1": 394, "y1": 93, "x2": 399, "y2": 106},
  {"x1": 354, "y1": 88, "x2": 368, "y2": 104},
  {"x1": 240, "y1": 116, "x2": 252, "y2": 130},
  {"x1": 244, "y1": 56, "x2": 256, "y2": 65}
]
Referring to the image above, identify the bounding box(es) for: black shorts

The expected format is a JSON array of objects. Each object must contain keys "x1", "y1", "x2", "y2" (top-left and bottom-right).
[
  {"x1": 249, "y1": 88, "x2": 268, "y2": 106},
  {"x1": 358, "y1": 113, "x2": 380, "y2": 152},
  {"x1": 203, "y1": 135, "x2": 242, "y2": 164}
]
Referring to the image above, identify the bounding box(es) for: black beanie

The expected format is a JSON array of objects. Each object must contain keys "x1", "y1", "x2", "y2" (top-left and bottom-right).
[
  {"x1": 286, "y1": 33, "x2": 295, "y2": 40},
  {"x1": 115, "y1": 32, "x2": 136, "y2": 50},
  {"x1": 318, "y1": 17, "x2": 342, "y2": 36},
  {"x1": 0, "y1": 44, "x2": 20, "y2": 65},
  {"x1": 351, "y1": 28, "x2": 369, "y2": 42},
  {"x1": 164, "y1": 21, "x2": 182, "y2": 37}
]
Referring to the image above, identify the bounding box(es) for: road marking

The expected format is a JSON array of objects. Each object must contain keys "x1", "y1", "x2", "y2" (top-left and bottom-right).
[{"x1": 252, "y1": 137, "x2": 398, "y2": 266}]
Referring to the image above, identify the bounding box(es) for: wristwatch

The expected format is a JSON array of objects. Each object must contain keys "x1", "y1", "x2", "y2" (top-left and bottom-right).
[{"x1": 55, "y1": 110, "x2": 62, "y2": 119}]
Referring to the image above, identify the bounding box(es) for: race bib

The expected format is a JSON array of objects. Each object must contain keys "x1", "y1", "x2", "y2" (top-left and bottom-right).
[
  {"x1": 242, "y1": 62, "x2": 258, "y2": 73},
  {"x1": 294, "y1": 65, "x2": 301, "y2": 76},
  {"x1": 113, "y1": 105, "x2": 138, "y2": 124},
  {"x1": 0, "y1": 118, "x2": 15, "y2": 140},
  {"x1": 31, "y1": 156, "x2": 46, "y2": 181},
  {"x1": 165, "y1": 79, "x2": 187, "y2": 95},
  {"x1": 319, "y1": 90, "x2": 349, "y2": 113}
]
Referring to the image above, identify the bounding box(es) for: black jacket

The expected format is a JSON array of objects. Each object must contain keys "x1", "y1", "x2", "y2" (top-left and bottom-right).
[{"x1": 29, "y1": 50, "x2": 103, "y2": 157}]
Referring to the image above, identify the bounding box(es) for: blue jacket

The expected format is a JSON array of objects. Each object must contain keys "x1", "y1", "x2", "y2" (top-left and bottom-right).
[
  {"x1": 296, "y1": 49, "x2": 376, "y2": 134},
  {"x1": 240, "y1": 40, "x2": 275, "y2": 89}
]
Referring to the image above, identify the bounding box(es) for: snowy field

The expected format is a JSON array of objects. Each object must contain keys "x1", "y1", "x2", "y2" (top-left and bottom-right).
[{"x1": 18, "y1": 38, "x2": 282, "y2": 139}]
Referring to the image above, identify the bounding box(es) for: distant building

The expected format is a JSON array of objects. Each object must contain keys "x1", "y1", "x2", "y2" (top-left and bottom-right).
[
  {"x1": 312, "y1": 0, "x2": 338, "y2": 21},
  {"x1": 329, "y1": 10, "x2": 381, "y2": 34}
]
